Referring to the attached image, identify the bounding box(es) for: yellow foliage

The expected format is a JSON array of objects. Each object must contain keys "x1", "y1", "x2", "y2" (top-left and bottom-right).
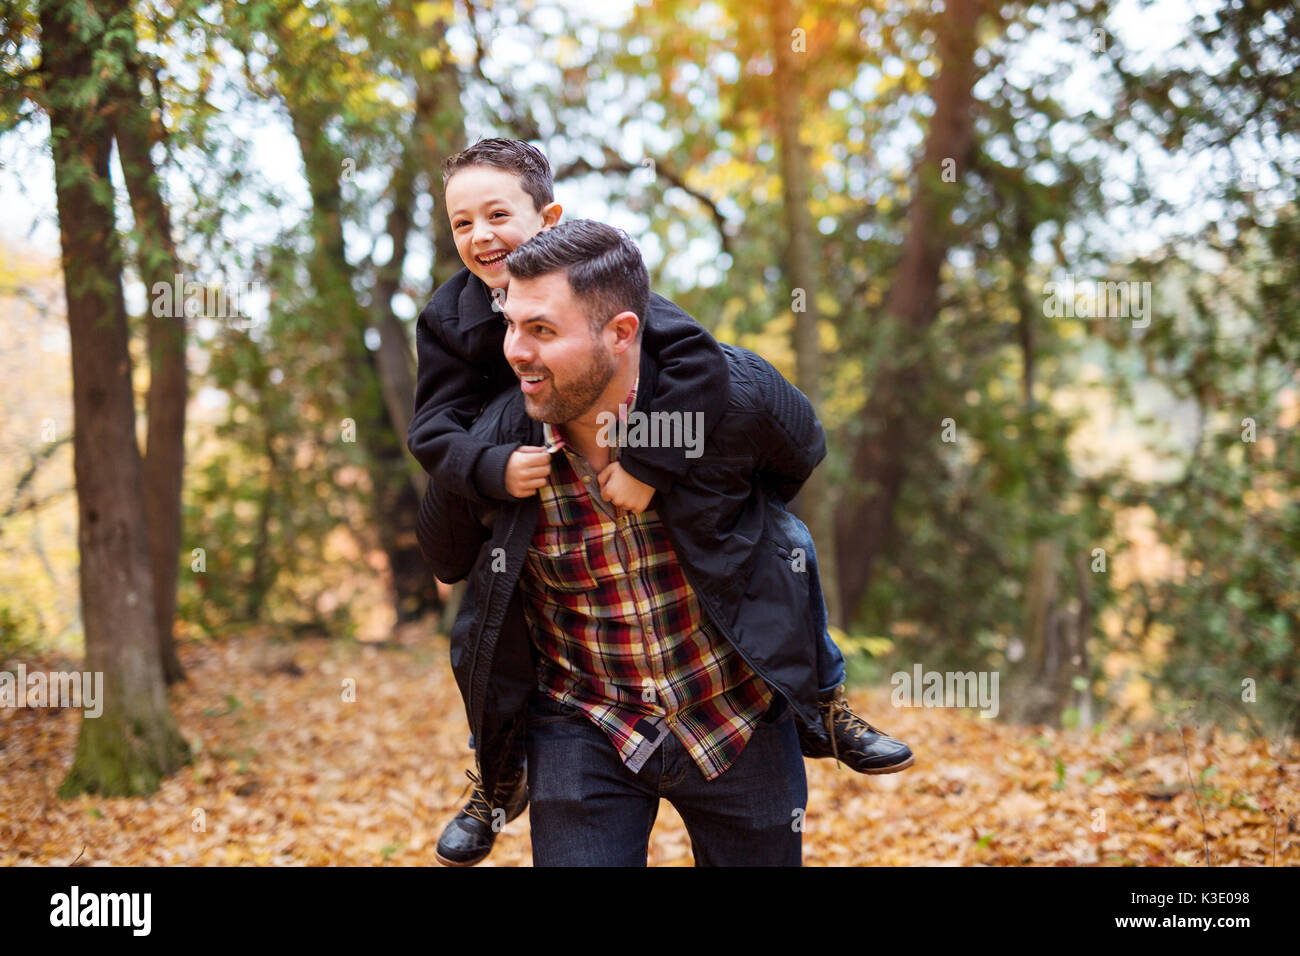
[
  {"x1": 0, "y1": 242, "x2": 81, "y2": 653},
  {"x1": 733, "y1": 312, "x2": 795, "y2": 381},
  {"x1": 420, "y1": 47, "x2": 445, "y2": 72},
  {"x1": 830, "y1": 627, "x2": 894, "y2": 658},
  {"x1": 414, "y1": 1, "x2": 455, "y2": 28}
]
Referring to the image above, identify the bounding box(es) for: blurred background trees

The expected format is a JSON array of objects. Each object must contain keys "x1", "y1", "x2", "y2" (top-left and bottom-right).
[{"x1": 1, "y1": 0, "x2": 1296, "y2": 794}]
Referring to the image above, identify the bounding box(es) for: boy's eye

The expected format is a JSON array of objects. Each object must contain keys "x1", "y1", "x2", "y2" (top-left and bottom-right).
[{"x1": 490, "y1": 211, "x2": 507, "y2": 219}]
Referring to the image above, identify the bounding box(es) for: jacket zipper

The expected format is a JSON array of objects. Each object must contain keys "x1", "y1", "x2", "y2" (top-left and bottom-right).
[
  {"x1": 467, "y1": 421, "x2": 537, "y2": 738},
  {"x1": 467, "y1": 505, "x2": 522, "y2": 739}
]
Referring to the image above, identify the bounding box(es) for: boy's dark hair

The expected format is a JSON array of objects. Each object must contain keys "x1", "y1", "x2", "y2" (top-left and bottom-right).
[
  {"x1": 441, "y1": 138, "x2": 554, "y2": 212},
  {"x1": 505, "y1": 220, "x2": 650, "y2": 341}
]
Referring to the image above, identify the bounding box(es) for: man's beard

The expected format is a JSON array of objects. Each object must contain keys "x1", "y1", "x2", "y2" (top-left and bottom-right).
[{"x1": 520, "y1": 336, "x2": 617, "y2": 424}]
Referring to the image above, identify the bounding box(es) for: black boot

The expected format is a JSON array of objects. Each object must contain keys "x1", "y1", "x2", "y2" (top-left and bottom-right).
[
  {"x1": 796, "y1": 684, "x2": 915, "y2": 774},
  {"x1": 434, "y1": 760, "x2": 529, "y2": 866}
]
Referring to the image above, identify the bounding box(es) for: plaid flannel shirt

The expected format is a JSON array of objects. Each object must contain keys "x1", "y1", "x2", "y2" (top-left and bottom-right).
[{"x1": 520, "y1": 375, "x2": 773, "y2": 780}]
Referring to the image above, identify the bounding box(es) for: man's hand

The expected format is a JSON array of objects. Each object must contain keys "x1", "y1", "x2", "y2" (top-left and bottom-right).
[
  {"x1": 597, "y1": 461, "x2": 655, "y2": 515},
  {"x1": 505, "y1": 445, "x2": 552, "y2": 498}
]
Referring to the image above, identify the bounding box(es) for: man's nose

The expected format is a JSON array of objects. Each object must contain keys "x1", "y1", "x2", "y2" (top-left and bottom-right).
[{"x1": 504, "y1": 326, "x2": 531, "y2": 367}]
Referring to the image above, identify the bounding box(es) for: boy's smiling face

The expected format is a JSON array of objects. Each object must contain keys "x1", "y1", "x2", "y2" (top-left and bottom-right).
[{"x1": 445, "y1": 165, "x2": 561, "y2": 289}]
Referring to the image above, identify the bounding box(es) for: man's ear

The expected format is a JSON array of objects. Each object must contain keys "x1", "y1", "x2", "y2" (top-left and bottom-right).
[
  {"x1": 607, "y1": 311, "x2": 640, "y2": 353},
  {"x1": 540, "y1": 201, "x2": 562, "y2": 229}
]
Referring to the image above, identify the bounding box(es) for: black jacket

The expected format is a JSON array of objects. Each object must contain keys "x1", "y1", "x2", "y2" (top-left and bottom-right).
[
  {"x1": 424, "y1": 341, "x2": 832, "y2": 799},
  {"x1": 406, "y1": 266, "x2": 730, "y2": 500}
]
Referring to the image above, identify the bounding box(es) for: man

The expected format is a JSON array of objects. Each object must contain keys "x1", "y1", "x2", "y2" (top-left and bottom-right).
[
  {"x1": 411, "y1": 139, "x2": 912, "y2": 866},
  {"x1": 424, "y1": 219, "x2": 833, "y2": 865}
]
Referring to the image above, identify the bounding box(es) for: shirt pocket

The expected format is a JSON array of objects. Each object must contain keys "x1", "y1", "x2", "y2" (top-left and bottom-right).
[{"x1": 526, "y1": 524, "x2": 598, "y2": 594}]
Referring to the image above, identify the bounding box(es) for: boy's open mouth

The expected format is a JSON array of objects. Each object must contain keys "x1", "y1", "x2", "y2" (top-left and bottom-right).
[{"x1": 477, "y1": 251, "x2": 509, "y2": 266}]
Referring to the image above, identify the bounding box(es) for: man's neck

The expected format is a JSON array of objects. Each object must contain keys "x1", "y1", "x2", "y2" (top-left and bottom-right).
[{"x1": 559, "y1": 349, "x2": 640, "y2": 470}]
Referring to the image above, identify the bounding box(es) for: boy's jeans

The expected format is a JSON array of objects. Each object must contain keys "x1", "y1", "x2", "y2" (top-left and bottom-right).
[
  {"x1": 525, "y1": 691, "x2": 805, "y2": 865},
  {"x1": 465, "y1": 504, "x2": 847, "y2": 754},
  {"x1": 777, "y1": 504, "x2": 849, "y2": 694}
]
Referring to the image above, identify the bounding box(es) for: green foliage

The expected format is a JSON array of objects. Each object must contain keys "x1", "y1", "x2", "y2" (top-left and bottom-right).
[
  {"x1": 4, "y1": 0, "x2": 1294, "y2": 738},
  {"x1": 1111, "y1": 209, "x2": 1300, "y2": 739},
  {"x1": 177, "y1": 262, "x2": 380, "y2": 637},
  {"x1": 0, "y1": 601, "x2": 38, "y2": 659}
]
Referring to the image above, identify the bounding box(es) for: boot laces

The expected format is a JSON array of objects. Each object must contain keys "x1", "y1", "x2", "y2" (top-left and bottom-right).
[
  {"x1": 458, "y1": 769, "x2": 495, "y2": 826},
  {"x1": 822, "y1": 688, "x2": 888, "y2": 770},
  {"x1": 456, "y1": 764, "x2": 525, "y2": 825}
]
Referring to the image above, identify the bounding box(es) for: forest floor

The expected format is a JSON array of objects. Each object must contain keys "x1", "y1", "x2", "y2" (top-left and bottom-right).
[{"x1": 2, "y1": 629, "x2": 1297, "y2": 866}]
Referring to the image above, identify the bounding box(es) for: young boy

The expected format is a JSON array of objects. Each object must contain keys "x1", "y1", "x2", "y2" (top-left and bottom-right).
[{"x1": 407, "y1": 138, "x2": 913, "y2": 867}]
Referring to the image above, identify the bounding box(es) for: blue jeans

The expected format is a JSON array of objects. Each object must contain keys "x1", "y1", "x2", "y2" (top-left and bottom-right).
[
  {"x1": 524, "y1": 692, "x2": 806, "y2": 866},
  {"x1": 773, "y1": 504, "x2": 847, "y2": 694}
]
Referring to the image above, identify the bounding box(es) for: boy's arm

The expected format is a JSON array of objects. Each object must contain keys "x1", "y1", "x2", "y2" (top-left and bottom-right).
[
  {"x1": 406, "y1": 305, "x2": 518, "y2": 502},
  {"x1": 622, "y1": 292, "x2": 730, "y2": 494},
  {"x1": 417, "y1": 387, "x2": 521, "y2": 583},
  {"x1": 420, "y1": 471, "x2": 493, "y2": 584},
  {"x1": 746, "y1": 349, "x2": 828, "y2": 503}
]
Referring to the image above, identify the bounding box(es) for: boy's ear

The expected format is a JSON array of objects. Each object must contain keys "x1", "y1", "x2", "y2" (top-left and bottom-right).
[{"x1": 540, "y1": 201, "x2": 562, "y2": 229}]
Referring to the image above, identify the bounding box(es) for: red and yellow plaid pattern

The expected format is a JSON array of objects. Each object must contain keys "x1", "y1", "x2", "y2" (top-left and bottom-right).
[{"x1": 519, "y1": 380, "x2": 773, "y2": 780}]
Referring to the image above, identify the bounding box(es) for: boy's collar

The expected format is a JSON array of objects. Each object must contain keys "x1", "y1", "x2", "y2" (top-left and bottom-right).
[{"x1": 457, "y1": 270, "x2": 506, "y2": 331}]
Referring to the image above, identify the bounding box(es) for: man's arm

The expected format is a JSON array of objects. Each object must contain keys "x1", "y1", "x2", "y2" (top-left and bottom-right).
[{"x1": 620, "y1": 292, "x2": 730, "y2": 494}]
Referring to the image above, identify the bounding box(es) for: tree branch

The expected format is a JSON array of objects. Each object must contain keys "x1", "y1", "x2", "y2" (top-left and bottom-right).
[{"x1": 554, "y1": 149, "x2": 734, "y2": 260}]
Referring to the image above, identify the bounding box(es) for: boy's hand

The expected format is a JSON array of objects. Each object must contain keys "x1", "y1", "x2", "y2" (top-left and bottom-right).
[
  {"x1": 597, "y1": 461, "x2": 655, "y2": 515},
  {"x1": 505, "y1": 445, "x2": 552, "y2": 498}
]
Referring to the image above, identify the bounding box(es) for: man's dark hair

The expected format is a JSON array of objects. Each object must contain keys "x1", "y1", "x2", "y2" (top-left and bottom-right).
[
  {"x1": 441, "y1": 138, "x2": 554, "y2": 212},
  {"x1": 505, "y1": 220, "x2": 650, "y2": 341}
]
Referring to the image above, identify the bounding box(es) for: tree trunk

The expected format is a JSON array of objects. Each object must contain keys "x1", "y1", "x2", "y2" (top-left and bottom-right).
[
  {"x1": 1013, "y1": 538, "x2": 1062, "y2": 723},
  {"x1": 274, "y1": 12, "x2": 465, "y2": 622},
  {"x1": 1072, "y1": 551, "x2": 1094, "y2": 728},
  {"x1": 771, "y1": 0, "x2": 841, "y2": 627},
  {"x1": 109, "y1": 1, "x2": 187, "y2": 683},
  {"x1": 40, "y1": 0, "x2": 189, "y2": 796},
  {"x1": 285, "y1": 94, "x2": 436, "y2": 623},
  {"x1": 419, "y1": 43, "x2": 467, "y2": 291},
  {"x1": 372, "y1": 119, "x2": 425, "y2": 499},
  {"x1": 833, "y1": 0, "x2": 983, "y2": 622},
  {"x1": 1011, "y1": 540, "x2": 1090, "y2": 726}
]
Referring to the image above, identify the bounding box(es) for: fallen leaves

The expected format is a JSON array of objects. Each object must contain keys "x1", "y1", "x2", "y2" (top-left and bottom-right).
[{"x1": 0, "y1": 631, "x2": 1296, "y2": 866}]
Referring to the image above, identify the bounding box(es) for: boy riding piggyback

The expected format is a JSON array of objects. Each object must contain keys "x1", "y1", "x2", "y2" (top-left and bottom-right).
[{"x1": 407, "y1": 138, "x2": 913, "y2": 867}]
